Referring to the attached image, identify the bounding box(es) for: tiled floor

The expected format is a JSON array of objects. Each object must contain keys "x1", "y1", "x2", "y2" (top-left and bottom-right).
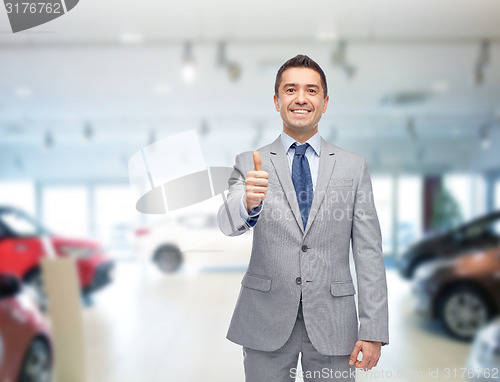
[{"x1": 83, "y1": 260, "x2": 471, "y2": 382}]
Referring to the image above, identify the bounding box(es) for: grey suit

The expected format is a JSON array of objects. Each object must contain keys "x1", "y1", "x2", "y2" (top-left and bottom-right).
[{"x1": 218, "y1": 136, "x2": 389, "y2": 357}]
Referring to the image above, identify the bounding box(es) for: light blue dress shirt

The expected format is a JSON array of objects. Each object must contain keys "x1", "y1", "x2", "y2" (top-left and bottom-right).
[{"x1": 240, "y1": 131, "x2": 321, "y2": 221}]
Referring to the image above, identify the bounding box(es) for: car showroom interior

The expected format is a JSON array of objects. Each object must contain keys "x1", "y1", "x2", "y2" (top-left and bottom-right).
[{"x1": 0, "y1": 1, "x2": 500, "y2": 381}]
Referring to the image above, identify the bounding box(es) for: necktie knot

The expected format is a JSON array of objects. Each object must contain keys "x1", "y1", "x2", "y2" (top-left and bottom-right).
[{"x1": 292, "y1": 142, "x2": 309, "y2": 156}]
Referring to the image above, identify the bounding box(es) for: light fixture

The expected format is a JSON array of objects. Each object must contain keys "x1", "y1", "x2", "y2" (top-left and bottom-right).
[
  {"x1": 217, "y1": 41, "x2": 227, "y2": 67},
  {"x1": 14, "y1": 156, "x2": 24, "y2": 171},
  {"x1": 479, "y1": 124, "x2": 490, "y2": 150},
  {"x1": 15, "y1": 86, "x2": 32, "y2": 98},
  {"x1": 473, "y1": 40, "x2": 490, "y2": 86},
  {"x1": 217, "y1": 41, "x2": 242, "y2": 82},
  {"x1": 120, "y1": 33, "x2": 143, "y2": 45},
  {"x1": 148, "y1": 129, "x2": 156, "y2": 147},
  {"x1": 181, "y1": 42, "x2": 196, "y2": 83},
  {"x1": 332, "y1": 40, "x2": 356, "y2": 80},
  {"x1": 43, "y1": 130, "x2": 53, "y2": 151},
  {"x1": 327, "y1": 126, "x2": 337, "y2": 142},
  {"x1": 83, "y1": 121, "x2": 93, "y2": 144},
  {"x1": 406, "y1": 117, "x2": 417, "y2": 141},
  {"x1": 199, "y1": 119, "x2": 209, "y2": 137}
]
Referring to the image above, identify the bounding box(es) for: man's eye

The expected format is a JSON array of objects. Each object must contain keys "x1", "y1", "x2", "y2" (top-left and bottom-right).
[
  {"x1": 286, "y1": 88, "x2": 295, "y2": 93},
  {"x1": 308, "y1": 89, "x2": 317, "y2": 94}
]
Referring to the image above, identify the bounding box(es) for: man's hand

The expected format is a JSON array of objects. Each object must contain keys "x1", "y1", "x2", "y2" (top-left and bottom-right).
[
  {"x1": 349, "y1": 340, "x2": 381, "y2": 371},
  {"x1": 244, "y1": 151, "x2": 269, "y2": 213}
]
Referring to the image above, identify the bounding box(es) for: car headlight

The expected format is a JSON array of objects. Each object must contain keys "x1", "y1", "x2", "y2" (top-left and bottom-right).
[
  {"x1": 59, "y1": 246, "x2": 95, "y2": 259},
  {"x1": 414, "y1": 258, "x2": 457, "y2": 281}
]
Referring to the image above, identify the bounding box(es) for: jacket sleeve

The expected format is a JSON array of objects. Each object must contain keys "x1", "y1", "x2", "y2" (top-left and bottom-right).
[
  {"x1": 217, "y1": 152, "x2": 254, "y2": 236},
  {"x1": 351, "y1": 157, "x2": 389, "y2": 346}
]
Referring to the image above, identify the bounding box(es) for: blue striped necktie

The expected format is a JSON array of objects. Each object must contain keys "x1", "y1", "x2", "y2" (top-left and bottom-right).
[{"x1": 291, "y1": 143, "x2": 313, "y2": 229}]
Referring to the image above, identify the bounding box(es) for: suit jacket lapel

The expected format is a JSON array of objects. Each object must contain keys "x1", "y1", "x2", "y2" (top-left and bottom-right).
[
  {"x1": 269, "y1": 137, "x2": 304, "y2": 233},
  {"x1": 304, "y1": 138, "x2": 336, "y2": 236}
]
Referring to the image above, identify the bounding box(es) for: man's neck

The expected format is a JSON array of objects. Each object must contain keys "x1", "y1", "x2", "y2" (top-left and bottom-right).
[{"x1": 283, "y1": 126, "x2": 319, "y2": 143}]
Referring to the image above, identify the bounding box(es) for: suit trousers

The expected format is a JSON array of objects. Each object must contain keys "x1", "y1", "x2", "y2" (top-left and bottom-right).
[{"x1": 242, "y1": 302, "x2": 356, "y2": 382}]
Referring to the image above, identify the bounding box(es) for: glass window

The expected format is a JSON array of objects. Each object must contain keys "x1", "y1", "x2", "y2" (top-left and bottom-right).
[
  {"x1": 42, "y1": 186, "x2": 89, "y2": 237},
  {"x1": 371, "y1": 176, "x2": 393, "y2": 255},
  {"x1": 94, "y1": 185, "x2": 137, "y2": 252},
  {"x1": 397, "y1": 176, "x2": 423, "y2": 254},
  {"x1": 444, "y1": 174, "x2": 486, "y2": 223},
  {"x1": 0, "y1": 209, "x2": 47, "y2": 237},
  {"x1": 0, "y1": 181, "x2": 36, "y2": 216}
]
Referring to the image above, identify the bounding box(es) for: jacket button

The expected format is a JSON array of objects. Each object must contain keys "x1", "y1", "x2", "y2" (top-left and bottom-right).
[
  {"x1": 301, "y1": 245, "x2": 308, "y2": 252},
  {"x1": 296, "y1": 277, "x2": 302, "y2": 285}
]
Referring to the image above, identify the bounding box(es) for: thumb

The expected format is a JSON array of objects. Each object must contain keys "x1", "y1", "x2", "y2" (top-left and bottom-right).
[
  {"x1": 253, "y1": 151, "x2": 262, "y2": 171},
  {"x1": 349, "y1": 342, "x2": 362, "y2": 365}
]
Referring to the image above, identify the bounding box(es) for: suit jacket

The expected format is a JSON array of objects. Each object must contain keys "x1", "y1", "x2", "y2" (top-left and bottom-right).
[{"x1": 217, "y1": 136, "x2": 389, "y2": 356}]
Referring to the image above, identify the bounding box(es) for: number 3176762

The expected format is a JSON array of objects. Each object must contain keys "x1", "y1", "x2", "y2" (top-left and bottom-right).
[{"x1": 5, "y1": 3, "x2": 62, "y2": 14}]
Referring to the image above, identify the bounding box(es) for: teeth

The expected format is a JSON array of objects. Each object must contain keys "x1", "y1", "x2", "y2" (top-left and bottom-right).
[{"x1": 292, "y1": 110, "x2": 309, "y2": 113}]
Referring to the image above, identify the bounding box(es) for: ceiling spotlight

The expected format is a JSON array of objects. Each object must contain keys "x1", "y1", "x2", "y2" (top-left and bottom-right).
[
  {"x1": 14, "y1": 156, "x2": 24, "y2": 171},
  {"x1": 332, "y1": 40, "x2": 357, "y2": 80},
  {"x1": 199, "y1": 119, "x2": 210, "y2": 137},
  {"x1": 148, "y1": 129, "x2": 156, "y2": 147},
  {"x1": 181, "y1": 42, "x2": 196, "y2": 83},
  {"x1": 473, "y1": 40, "x2": 490, "y2": 86},
  {"x1": 479, "y1": 124, "x2": 490, "y2": 150},
  {"x1": 120, "y1": 32, "x2": 143, "y2": 45},
  {"x1": 327, "y1": 126, "x2": 337, "y2": 143},
  {"x1": 217, "y1": 41, "x2": 227, "y2": 67},
  {"x1": 217, "y1": 41, "x2": 242, "y2": 82},
  {"x1": 83, "y1": 121, "x2": 93, "y2": 144},
  {"x1": 43, "y1": 130, "x2": 53, "y2": 151},
  {"x1": 406, "y1": 117, "x2": 417, "y2": 141},
  {"x1": 227, "y1": 61, "x2": 242, "y2": 82}
]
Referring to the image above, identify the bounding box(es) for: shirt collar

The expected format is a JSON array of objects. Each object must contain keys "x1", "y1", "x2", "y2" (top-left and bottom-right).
[{"x1": 281, "y1": 130, "x2": 321, "y2": 156}]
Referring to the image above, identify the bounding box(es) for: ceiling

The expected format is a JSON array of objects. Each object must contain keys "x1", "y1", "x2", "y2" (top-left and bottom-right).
[{"x1": 0, "y1": 0, "x2": 499, "y2": 179}]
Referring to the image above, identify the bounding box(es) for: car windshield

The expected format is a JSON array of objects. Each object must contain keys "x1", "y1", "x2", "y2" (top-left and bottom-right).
[
  {"x1": 462, "y1": 216, "x2": 500, "y2": 239},
  {"x1": 0, "y1": 209, "x2": 49, "y2": 237}
]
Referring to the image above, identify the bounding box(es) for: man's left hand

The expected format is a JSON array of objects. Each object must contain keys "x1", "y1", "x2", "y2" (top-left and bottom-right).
[{"x1": 349, "y1": 340, "x2": 381, "y2": 370}]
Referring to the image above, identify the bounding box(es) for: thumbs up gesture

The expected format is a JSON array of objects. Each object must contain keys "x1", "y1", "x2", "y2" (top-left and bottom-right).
[{"x1": 244, "y1": 151, "x2": 269, "y2": 213}]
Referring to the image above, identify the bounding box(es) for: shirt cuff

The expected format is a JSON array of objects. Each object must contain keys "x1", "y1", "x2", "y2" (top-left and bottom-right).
[{"x1": 240, "y1": 194, "x2": 263, "y2": 225}]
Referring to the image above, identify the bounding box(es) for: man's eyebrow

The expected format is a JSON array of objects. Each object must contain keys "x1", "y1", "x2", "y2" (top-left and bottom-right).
[{"x1": 282, "y1": 83, "x2": 320, "y2": 88}]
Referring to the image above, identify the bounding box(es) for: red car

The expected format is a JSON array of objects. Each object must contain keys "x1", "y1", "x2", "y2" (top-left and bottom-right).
[
  {"x1": 0, "y1": 273, "x2": 53, "y2": 381},
  {"x1": 0, "y1": 206, "x2": 114, "y2": 308}
]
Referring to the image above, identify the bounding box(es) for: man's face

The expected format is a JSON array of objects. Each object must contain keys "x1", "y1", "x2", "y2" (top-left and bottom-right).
[{"x1": 274, "y1": 67, "x2": 329, "y2": 136}]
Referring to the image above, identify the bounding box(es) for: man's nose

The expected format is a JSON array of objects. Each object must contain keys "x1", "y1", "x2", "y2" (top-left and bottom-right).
[{"x1": 295, "y1": 90, "x2": 307, "y2": 104}]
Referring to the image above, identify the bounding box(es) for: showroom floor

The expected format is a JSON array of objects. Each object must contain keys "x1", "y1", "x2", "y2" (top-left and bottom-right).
[{"x1": 82, "y1": 260, "x2": 471, "y2": 382}]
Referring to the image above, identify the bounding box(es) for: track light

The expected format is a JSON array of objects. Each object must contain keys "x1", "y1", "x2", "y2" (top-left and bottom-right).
[
  {"x1": 181, "y1": 42, "x2": 196, "y2": 83},
  {"x1": 479, "y1": 124, "x2": 490, "y2": 150},
  {"x1": 332, "y1": 40, "x2": 356, "y2": 80},
  {"x1": 43, "y1": 130, "x2": 53, "y2": 151},
  {"x1": 83, "y1": 121, "x2": 93, "y2": 144},
  {"x1": 216, "y1": 41, "x2": 242, "y2": 82},
  {"x1": 148, "y1": 129, "x2": 156, "y2": 147},
  {"x1": 406, "y1": 117, "x2": 417, "y2": 141},
  {"x1": 473, "y1": 40, "x2": 490, "y2": 86}
]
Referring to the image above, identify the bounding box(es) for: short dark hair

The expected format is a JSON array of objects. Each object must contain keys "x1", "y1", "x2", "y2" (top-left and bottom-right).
[{"x1": 274, "y1": 55, "x2": 328, "y2": 98}]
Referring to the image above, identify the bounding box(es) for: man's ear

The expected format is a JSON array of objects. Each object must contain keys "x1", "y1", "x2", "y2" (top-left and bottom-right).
[
  {"x1": 274, "y1": 94, "x2": 280, "y2": 112},
  {"x1": 322, "y1": 95, "x2": 330, "y2": 113}
]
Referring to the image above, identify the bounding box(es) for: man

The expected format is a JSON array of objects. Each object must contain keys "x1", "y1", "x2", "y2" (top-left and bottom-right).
[{"x1": 217, "y1": 55, "x2": 388, "y2": 382}]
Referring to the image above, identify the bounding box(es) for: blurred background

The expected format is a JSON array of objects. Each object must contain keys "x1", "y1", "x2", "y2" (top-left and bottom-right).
[{"x1": 0, "y1": 0, "x2": 500, "y2": 381}]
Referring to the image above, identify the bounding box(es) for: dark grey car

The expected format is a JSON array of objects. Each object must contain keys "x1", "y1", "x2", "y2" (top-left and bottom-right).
[{"x1": 398, "y1": 211, "x2": 500, "y2": 279}]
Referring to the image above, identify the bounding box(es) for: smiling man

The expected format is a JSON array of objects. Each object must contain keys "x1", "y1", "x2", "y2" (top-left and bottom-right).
[{"x1": 218, "y1": 55, "x2": 389, "y2": 382}]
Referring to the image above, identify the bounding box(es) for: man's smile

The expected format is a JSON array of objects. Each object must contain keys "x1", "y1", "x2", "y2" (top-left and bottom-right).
[{"x1": 291, "y1": 109, "x2": 311, "y2": 114}]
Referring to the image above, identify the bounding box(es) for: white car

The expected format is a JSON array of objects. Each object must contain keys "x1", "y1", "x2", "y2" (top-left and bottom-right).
[
  {"x1": 466, "y1": 316, "x2": 500, "y2": 381},
  {"x1": 134, "y1": 197, "x2": 252, "y2": 272}
]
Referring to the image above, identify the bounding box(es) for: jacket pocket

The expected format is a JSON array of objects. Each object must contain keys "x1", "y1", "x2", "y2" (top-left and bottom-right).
[
  {"x1": 330, "y1": 281, "x2": 356, "y2": 296},
  {"x1": 330, "y1": 178, "x2": 353, "y2": 188},
  {"x1": 241, "y1": 273, "x2": 272, "y2": 292}
]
